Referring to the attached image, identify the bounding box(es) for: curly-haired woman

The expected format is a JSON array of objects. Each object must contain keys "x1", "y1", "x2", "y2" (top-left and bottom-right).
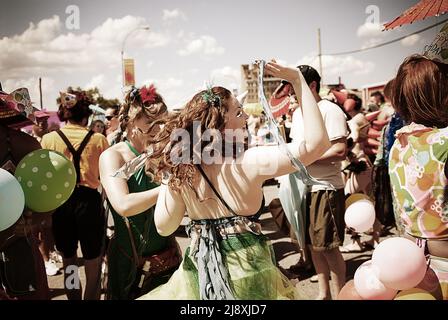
[
  {"x1": 137, "y1": 61, "x2": 331, "y2": 300},
  {"x1": 388, "y1": 55, "x2": 448, "y2": 300},
  {"x1": 99, "y1": 85, "x2": 181, "y2": 299}
]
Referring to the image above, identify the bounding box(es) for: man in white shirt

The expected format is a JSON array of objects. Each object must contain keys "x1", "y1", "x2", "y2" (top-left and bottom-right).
[{"x1": 290, "y1": 65, "x2": 348, "y2": 300}]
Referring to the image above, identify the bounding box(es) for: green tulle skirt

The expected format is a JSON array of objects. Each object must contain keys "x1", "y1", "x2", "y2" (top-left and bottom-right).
[{"x1": 138, "y1": 232, "x2": 303, "y2": 300}]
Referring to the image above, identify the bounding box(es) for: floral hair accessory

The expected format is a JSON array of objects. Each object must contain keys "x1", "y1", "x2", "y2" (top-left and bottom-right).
[
  {"x1": 140, "y1": 84, "x2": 158, "y2": 105},
  {"x1": 60, "y1": 92, "x2": 78, "y2": 109},
  {"x1": 202, "y1": 87, "x2": 221, "y2": 108},
  {"x1": 129, "y1": 85, "x2": 158, "y2": 105}
]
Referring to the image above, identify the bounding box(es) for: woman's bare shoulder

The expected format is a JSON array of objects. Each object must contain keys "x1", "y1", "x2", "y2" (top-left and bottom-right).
[{"x1": 100, "y1": 142, "x2": 128, "y2": 168}]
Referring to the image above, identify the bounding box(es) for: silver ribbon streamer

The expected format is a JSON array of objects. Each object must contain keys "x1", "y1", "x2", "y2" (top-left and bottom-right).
[
  {"x1": 256, "y1": 60, "x2": 334, "y2": 189},
  {"x1": 112, "y1": 146, "x2": 154, "y2": 179}
]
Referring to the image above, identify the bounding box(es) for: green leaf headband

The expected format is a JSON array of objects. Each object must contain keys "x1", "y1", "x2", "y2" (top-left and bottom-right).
[{"x1": 202, "y1": 87, "x2": 221, "y2": 108}]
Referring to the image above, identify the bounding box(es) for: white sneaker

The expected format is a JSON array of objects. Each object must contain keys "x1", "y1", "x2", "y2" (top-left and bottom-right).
[{"x1": 45, "y1": 260, "x2": 60, "y2": 276}]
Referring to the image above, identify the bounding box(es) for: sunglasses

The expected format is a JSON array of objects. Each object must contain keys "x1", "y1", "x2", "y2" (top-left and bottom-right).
[{"x1": 105, "y1": 115, "x2": 117, "y2": 121}]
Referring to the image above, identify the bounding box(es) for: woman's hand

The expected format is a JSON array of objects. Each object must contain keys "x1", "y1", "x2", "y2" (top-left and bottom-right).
[{"x1": 264, "y1": 61, "x2": 300, "y2": 84}]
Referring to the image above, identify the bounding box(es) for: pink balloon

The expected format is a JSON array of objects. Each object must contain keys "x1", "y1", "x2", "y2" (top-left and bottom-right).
[
  {"x1": 337, "y1": 280, "x2": 363, "y2": 300},
  {"x1": 354, "y1": 260, "x2": 398, "y2": 300},
  {"x1": 344, "y1": 199, "x2": 375, "y2": 232},
  {"x1": 372, "y1": 237, "x2": 427, "y2": 290}
]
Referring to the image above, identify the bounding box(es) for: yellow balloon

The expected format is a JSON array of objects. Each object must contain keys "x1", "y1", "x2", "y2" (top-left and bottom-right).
[
  {"x1": 345, "y1": 193, "x2": 372, "y2": 210},
  {"x1": 394, "y1": 288, "x2": 436, "y2": 300}
]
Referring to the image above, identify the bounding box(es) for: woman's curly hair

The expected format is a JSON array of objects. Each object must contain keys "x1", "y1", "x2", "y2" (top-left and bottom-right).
[
  {"x1": 113, "y1": 86, "x2": 168, "y2": 145},
  {"x1": 146, "y1": 86, "x2": 233, "y2": 192},
  {"x1": 57, "y1": 88, "x2": 92, "y2": 123}
]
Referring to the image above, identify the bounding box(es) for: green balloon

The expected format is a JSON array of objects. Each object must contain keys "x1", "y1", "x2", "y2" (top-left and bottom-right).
[{"x1": 14, "y1": 150, "x2": 77, "y2": 212}]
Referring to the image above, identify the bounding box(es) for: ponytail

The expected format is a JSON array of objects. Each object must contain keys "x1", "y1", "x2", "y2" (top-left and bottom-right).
[{"x1": 112, "y1": 103, "x2": 131, "y2": 145}]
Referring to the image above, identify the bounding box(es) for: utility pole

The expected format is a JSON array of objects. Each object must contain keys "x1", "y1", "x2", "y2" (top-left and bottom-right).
[
  {"x1": 39, "y1": 77, "x2": 43, "y2": 108},
  {"x1": 318, "y1": 28, "x2": 323, "y2": 86},
  {"x1": 121, "y1": 26, "x2": 150, "y2": 89}
]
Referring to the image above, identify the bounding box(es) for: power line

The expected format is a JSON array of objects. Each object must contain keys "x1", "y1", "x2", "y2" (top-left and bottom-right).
[{"x1": 324, "y1": 18, "x2": 448, "y2": 56}]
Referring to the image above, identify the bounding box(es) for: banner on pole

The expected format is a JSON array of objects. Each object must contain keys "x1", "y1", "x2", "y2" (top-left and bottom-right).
[{"x1": 124, "y1": 58, "x2": 135, "y2": 86}]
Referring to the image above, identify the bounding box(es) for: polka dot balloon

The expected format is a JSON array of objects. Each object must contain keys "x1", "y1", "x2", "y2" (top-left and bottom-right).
[{"x1": 14, "y1": 149, "x2": 76, "y2": 212}]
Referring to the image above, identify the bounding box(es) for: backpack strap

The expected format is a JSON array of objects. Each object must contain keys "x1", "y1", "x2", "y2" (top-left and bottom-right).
[
  {"x1": 195, "y1": 165, "x2": 238, "y2": 217},
  {"x1": 56, "y1": 129, "x2": 95, "y2": 184}
]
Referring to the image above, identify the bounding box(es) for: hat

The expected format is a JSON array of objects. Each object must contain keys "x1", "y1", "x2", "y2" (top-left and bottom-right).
[
  {"x1": 297, "y1": 65, "x2": 321, "y2": 86},
  {"x1": 0, "y1": 88, "x2": 38, "y2": 129},
  {"x1": 331, "y1": 90, "x2": 348, "y2": 105},
  {"x1": 269, "y1": 81, "x2": 293, "y2": 118},
  {"x1": 423, "y1": 22, "x2": 448, "y2": 64}
]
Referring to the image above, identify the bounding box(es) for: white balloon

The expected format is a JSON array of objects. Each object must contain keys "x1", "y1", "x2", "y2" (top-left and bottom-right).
[
  {"x1": 372, "y1": 237, "x2": 427, "y2": 290},
  {"x1": 354, "y1": 260, "x2": 397, "y2": 300},
  {"x1": 0, "y1": 169, "x2": 25, "y2": 231},
  {"x1": 344, "y1": 199, "x2": 375, "y2": 233}
]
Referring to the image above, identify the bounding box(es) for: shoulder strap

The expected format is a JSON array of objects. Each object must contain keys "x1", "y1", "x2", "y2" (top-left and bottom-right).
[
  {"x1": 56, "y1": 129, "x2": 95, "y2": 184},
  {"x1": 56, "y1": 130, "x2": 76, "y2": 155},
  {"x1": 125, "y1": 140, "x2": 140, "y2": 157},
  {"x1": 195, "y1": 165, "x2": 238, "y2": 216},
  {"x1": 124, "y1": 217, "x2": 140, "y2": 267}
]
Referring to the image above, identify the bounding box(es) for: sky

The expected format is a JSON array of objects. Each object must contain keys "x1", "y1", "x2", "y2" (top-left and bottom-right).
[{"x1": 0, "y1": 0, "x2": 446, "y2": 110}]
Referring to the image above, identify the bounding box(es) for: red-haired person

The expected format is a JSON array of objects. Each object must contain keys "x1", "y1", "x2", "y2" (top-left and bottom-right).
[
  {"x1": 138, "y1": 61, "x2": 330, "y2": 300},
  {"x1": 389, "y1": 54, "x2": 448, "y2": 300},
  {"x1": 99, "y1": 85, "x2": 181, "y2": 300}
]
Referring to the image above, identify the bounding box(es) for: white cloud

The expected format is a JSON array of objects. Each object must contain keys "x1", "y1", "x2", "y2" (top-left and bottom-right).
[
  {"x1": 177, "y1": 35, "x2": 225, "y2": 57},
  {"x1": 210, "y1": 66, "x2": 241, "y2": 92},
  {"x1": 85, "y1": 74, "x2": 106, "y2": 90},
  {"x1": 357, "y1": 22, "x2": 383, "y2": 38},
  {"x1": 177, "y1": 30, "x2": 185, "y2": 38},
  {"x1": 401, "y1": 34, "x2": 421, "y2": 47},
  {"x1": 211, "y1": 66, "x2": 240, "y2": 81},
  {"x1": 3, "y1": 77, "x2": 56, "y2": 109},
  {"x1": 1, "y1": 15, "x2": 171, "y2": 109},
  {"x1": 0, "y1": 15, "x2": 170, "y2": 75},
  {"x1": 141, "y1": 77, "x2": 186, "y2": 108},
  {"x1": 134, "y1": 32, "x2": 171, "y2": 49},
  {"x1": 297, "y1": 54, "x2": 375, "y2": 79},
  {"x1": 361, "y1": 38, "x2": 383, "y2": 49},
  {"x1": 356, "y1": 21, "x2": 394, "y2": 49},
  {"x1": 164, "y1": 77, "x2": 184, "y2": 88},
  {"x1": 87, "y1": 74, "x2": 122, "y2": 102},
  {"x1": 142, "y1": 77, "x2": 184, "y2": 90},
  {"x1": 162, "y1": 9, "x2": 187, "y2": 21}
]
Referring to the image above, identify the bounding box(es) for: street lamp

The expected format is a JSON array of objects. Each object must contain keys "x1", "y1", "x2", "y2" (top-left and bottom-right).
[{"x1": 121, "y1": 26, "x2": 150, "y2": 88}]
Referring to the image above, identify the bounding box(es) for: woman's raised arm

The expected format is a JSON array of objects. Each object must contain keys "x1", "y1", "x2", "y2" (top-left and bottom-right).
[{"x1": 242, "y1": 62, "x2": 330, "y2": 181}]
